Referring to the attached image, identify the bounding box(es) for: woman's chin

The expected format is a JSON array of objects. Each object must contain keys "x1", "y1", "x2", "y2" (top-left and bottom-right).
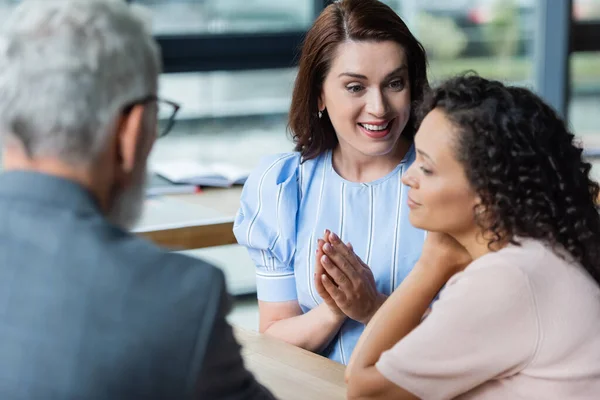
[
  {"x1": 355, "y1": 130, "x2": 404, "y2": 155},
  {"x1": 356, "y1": 142, "x2": 397, "y2": 157},
  {"x1": 408, "y1": 212, "x2": 429, "y2": 231}
]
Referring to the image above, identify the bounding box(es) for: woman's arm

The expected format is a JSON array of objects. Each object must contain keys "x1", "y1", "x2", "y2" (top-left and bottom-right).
[
  {"x1": 258, "y1": 300, "x2": 345, "y2": 353},
  {"x1": 345, "y1": 262, "x2": 448, "y2": 399},
  {"x1": 258, "y1": 234, "x2": 347, "y2": 353},
  {"x1": 345, "y1": 233, "x2": 472, "y2": 400}
]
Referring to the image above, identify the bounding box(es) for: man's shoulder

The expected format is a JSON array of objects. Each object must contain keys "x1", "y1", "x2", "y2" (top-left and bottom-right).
[
  {"x1": 108, "y1": 227, "x2": 224, "y2": 280},
  {"x1": 88, "y1": 221, "x2": 226, "y2": 301}
]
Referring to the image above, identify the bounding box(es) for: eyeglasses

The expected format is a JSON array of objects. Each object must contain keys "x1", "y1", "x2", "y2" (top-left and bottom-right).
[{"x1": 122, "y1": 95, "x2": 181, "y2": 138}]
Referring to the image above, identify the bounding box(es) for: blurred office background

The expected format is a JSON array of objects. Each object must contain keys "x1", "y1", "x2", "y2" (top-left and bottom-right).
[{"x1": 1, "y1": 0, "x2": 598, "y2": 170}]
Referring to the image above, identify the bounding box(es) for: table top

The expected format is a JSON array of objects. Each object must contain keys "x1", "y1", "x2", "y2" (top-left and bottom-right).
[
  {"x1": 134, "y1": 186, "x2": 243, "y2": 250},
  {"x1": 175, "y1": 186, "x2": 243, "y2": 216},
  {"x1": 234, "y1": 326, "x2": 347, "y2": 400}
]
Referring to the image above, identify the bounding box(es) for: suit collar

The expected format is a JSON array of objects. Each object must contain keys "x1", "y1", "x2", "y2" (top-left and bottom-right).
[{"x1": 0, "y1": 170, "x2": 102, "y2": 215}]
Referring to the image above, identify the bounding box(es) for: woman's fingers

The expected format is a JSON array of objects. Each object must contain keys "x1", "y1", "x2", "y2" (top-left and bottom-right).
[
  {"x1": 322, "y1": 242, "x2": 361, "y2": 284},
  {"x1": 321, "y1": 253, "x2": 352, "y2": 288},
  {"x1": 321, "y1": 273, "x2": 346, "y2": 303},
  {"x1": 315, "y1": 239, "x2": 326, "y2": 277},
  {"x1": 328, "y1": 232, "x2": 363, "y2": 271}
]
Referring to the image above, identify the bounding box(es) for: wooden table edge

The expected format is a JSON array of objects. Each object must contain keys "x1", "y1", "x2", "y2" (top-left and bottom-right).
[{"x1": 138, "y1": 220, "x2": 237, "y2": 250}]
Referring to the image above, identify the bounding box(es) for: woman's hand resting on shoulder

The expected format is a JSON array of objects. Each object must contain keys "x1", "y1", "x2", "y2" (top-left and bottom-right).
[
  {"x1": 418, "y1": 232, "x2": 473, "y2": 280},
  {"x1": 314, "y1": 231, "x2": 387, "y2": 325}
]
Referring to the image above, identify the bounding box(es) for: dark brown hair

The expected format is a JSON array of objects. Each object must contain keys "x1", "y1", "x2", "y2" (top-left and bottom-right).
[{"x1": 289, "y1": 0, "x2": 429, "y2": 160}]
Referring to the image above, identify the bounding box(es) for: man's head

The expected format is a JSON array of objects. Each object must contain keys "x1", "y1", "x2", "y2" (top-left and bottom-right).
[{"x1": 0, "y1": 0, "x2": 162, "y2": 229}]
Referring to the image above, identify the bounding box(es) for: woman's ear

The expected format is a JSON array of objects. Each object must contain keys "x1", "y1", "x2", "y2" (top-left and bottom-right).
[{"x1": 318, "y1": 91, "x2": 325, "y2": 113}]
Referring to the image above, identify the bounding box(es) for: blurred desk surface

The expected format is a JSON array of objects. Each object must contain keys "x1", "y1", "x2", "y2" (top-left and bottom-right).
[
  {"x1": 175, "y1": 186, "x2": 243, "y2": 215},
  {"x1": 234, "y1": 326, "x2": 347, "y2": 400},
  {"x1": 134, "y1": 186, "x2": 243, "y2": 250}
]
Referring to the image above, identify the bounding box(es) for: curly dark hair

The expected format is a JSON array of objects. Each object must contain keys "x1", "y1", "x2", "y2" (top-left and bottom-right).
[{"x1": 420, "y1": 73, "x2": 600, "y2": 286}]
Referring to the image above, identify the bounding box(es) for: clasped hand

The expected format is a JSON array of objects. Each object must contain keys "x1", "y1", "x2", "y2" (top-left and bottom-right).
[
  {"x1": 314, "y1": 230, "x2": 386, "y2": 325},
  {"x1": 418, "y1": 231, "x2": 473, "y2": 280}
]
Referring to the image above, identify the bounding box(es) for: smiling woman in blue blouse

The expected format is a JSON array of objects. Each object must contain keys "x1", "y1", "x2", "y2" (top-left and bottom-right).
[{"x1": 233, "y1": 0, "x2": 429, "y2": 365}]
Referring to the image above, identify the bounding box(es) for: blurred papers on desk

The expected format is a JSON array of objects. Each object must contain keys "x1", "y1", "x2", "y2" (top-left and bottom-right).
[
  {"x1": 146, "y1": 173, "x2": 199, "y2": 197},
  {"x1": 151, "y1": 160, "x2": 251, "y2": 187},
  {"x1": 133, "y1": 196, "x2": 230, "y2": 233}
]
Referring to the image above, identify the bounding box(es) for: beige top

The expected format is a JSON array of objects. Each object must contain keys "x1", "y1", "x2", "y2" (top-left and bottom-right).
[{"x1": 376, "y1": 238, "x2": 600, "y2": 400}]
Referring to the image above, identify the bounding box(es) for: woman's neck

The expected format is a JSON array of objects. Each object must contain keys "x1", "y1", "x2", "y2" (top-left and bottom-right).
[
  {"x1": 332, "y1": 137, "x2": 411, "y2": 183},
  {"x1": 453, "y1": 229, "x2": 510, "y2": 261}
]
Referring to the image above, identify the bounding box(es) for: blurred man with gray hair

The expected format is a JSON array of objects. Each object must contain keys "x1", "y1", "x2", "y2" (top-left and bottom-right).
[{"x1": 0, "y1": 1, "x2": 274, "y2": 399}]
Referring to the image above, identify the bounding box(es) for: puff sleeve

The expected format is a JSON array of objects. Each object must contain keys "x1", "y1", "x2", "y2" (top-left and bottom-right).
[{"x1": 233, "y1": 153, "x2": 301, "y2": 302}]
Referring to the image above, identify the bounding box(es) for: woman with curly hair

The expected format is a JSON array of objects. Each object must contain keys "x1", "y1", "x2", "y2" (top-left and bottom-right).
[{"x1": 334, "y1": 74, "x2": 600, "y2": 399}]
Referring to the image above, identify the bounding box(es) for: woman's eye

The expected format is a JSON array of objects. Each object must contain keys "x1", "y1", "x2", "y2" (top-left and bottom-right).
[
  {"x1": 389, "y1": 79, "x2": 405, "y2": 91},
  {"x1": 346, "y1": 84, "x2": 364, "y2": 93},
  {"x1": 420, "y1": 166, "x2": 432, "y2": 175}
]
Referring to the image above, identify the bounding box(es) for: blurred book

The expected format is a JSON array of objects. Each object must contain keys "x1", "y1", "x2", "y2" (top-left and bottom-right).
[
  {"x1": 151, "y1": 160, "x2": 250, "y2": 188},
  {"x1": 583, "y1": 148, "x2": 600, "y2": 158},
  {"x1": 145, "y1": 173, "x2": 199, "y2": 197}
]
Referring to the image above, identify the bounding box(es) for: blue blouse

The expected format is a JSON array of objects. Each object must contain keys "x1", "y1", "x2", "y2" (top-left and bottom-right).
[{"x1": 233, "y1": 147, "x2": 426, "y2": 364}]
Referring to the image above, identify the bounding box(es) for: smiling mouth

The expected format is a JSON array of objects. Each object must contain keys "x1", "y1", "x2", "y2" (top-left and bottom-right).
[
  {"x1": 358, "y1": 120, "x2": 392, "y2": 132},
  {"x1": 357, "y1": 119, "x2": 395, "y2": 139}
]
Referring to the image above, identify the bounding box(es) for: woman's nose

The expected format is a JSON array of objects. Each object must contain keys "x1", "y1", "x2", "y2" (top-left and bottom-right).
[
  {"x1": 365, "y1": 89, "x2": 388, "y2": 118},
  {"x1": 401, "y1": 165, "x2": 418, "y2": 188}
]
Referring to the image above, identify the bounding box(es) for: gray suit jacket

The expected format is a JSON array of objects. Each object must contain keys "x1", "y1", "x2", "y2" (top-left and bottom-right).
[{"x1": 0, "y1": 171, "x2": 274, "y2": 400}]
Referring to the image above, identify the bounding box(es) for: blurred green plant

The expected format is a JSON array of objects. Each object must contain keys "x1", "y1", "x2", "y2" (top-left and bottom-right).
[
  {"x1": 416, "y1": 12, "x2": 468, "y2": 60},
  {"x1": 483, "y1": 0, "x2": 520, "y2": 58},
  {"x1": 426, "y1": 53, "x2": 600, "y2": 88}
]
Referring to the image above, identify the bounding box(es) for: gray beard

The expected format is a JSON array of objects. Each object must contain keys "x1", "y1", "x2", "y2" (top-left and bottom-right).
[{"x1": 106, "y1": 167, "x2": 146, "y2": 231}]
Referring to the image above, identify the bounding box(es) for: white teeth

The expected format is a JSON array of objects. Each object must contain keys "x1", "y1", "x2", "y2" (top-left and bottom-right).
[{"x1": 361, "y1": 122, "x2": 389, "y2": 131}]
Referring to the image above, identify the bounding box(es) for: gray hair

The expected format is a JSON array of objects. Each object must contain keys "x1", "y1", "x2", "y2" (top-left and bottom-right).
[{"x1": 0, "y1": 0, "x2": 162, "y2": 165}]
